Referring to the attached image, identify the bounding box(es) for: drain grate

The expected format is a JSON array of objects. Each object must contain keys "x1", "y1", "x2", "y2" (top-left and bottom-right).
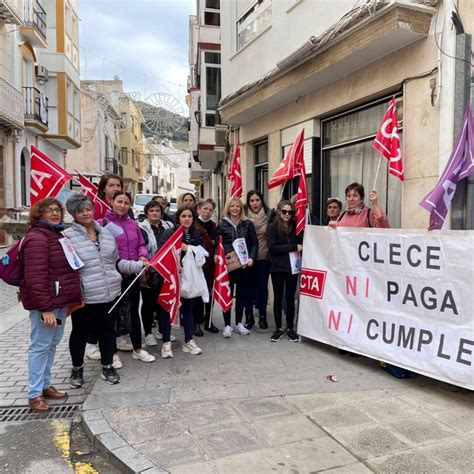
[{"x1": 0, "y1": 403, "x2": 81, "y2": 422}]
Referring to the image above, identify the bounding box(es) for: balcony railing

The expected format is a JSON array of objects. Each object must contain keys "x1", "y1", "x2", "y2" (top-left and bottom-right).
[
  {"x1": 0, "y1": 0, "x2": 23, "y2": 25},
  {"x1": 24, "y1": 0, "x2": 46, "y2": 39},
  {"x1": 23, "y1": 86, "x2": 48, "y2": 127},
  {"x1": 105, "y1": 157, "x2": 119, "y2": 174},
  {"x1": 0, "y1": 77, "x2": 24, "y2": 129}
]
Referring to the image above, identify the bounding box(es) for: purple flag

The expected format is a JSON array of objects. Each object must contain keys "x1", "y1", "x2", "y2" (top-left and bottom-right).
[{"x1": 419, "y1": 103, "x2": 474, "y2": 230}]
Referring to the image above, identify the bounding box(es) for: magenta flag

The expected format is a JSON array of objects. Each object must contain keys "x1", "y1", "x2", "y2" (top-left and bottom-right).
[{"x1": 419, "y1": 104, "x2": 473, "y2": 229}]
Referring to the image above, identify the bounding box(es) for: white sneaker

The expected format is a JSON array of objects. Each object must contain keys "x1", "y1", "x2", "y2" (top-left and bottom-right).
[
  {"x1": 145, "y1": 334, "x2": 158, "y2": 347},
  {"x1": 132, "y1": 349, "x2": 155, "y2": 362},
  {"x1": 85, "y1": 343, "x2": 101, "y2": 360},
  {"x1": 161, "y1": 342, "x2": 173, "y2": 359},
  {"x1": 155, "y1": 333, "x2": 176, "y2": 342},
  {"x1": 116, "y1": 336, "x2": 133, "y2": 351},
  {"x1": 182, "y1": 340, "x2": 202, "y2": 355},
  {"x1": 112, "y1": 353, "x2": 123, "y2": 369},
  {"x1": 236, "y1": 322, "x2": 250, "y2": 335},
  {"x1": 223, "y1": 325, "x2": 232, "y2": 338}
]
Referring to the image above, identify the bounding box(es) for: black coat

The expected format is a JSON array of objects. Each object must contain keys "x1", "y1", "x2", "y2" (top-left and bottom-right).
[
  {"x1": 266, "y1": 222, "x2": 302, "y2": 273},
  {"x1": 157, "y1": 225, "x2": 204, "y2": 263},
  {"x1": 216, "y1": 218, "x2": 258, "y2": 261}
]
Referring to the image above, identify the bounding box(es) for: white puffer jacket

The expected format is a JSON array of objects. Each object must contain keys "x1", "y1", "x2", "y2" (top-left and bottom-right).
[{"x1": 64, "y1": 221, "x2": 143, "y2": 304}]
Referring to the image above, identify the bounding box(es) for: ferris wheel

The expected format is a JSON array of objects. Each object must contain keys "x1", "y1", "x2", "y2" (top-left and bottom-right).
[{"x1": 141, "y1": 92, "x2": 185, "y2": 137}]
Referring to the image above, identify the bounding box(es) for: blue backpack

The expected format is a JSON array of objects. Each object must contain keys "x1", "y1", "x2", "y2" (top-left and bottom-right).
[{"x1": 0, "y1": 238, "x2": 24, "y2": 286}]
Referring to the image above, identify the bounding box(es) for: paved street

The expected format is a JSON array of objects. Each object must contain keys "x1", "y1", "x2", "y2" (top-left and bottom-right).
[{"x1": 0, "y1": 279, "x2": 472, "y2": 473}]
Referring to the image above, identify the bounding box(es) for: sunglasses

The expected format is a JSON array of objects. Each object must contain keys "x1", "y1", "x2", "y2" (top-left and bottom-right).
[{"x1": 280, "y1": 209, "x2": 295, "y2": 216}]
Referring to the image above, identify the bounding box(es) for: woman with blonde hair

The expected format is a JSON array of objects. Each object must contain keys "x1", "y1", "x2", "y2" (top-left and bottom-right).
[{"x1": 217, "y1": 197, "x2": 258, "y2": 338}]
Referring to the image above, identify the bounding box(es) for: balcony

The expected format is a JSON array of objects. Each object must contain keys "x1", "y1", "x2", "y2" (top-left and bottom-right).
[
  {"x1": 105, "y1": 157, "x2": 119, "y2": 174},
  {"x1": 21, "y1": 0, "x2": 47, "y2": 48},
  {"x1": 0, "y1": 0, "x2": 23, "y2": 25},
  {"x1": 0, "y1": 78, "x2": 24, "y2": 130},
  {"x1": 23, "y1": 86, "x2": 48, "y2": 133}
]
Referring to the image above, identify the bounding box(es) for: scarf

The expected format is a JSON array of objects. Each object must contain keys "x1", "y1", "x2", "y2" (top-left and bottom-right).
[
  {"x1": 247, "y1": 208, "x2": 269, "y2": 260},
  {"x1": 38, "y1": 219, "x2": 65, "y2": 231},
  {"x1": 345, "y1": 202, "x2": 365, "y2": 215}
]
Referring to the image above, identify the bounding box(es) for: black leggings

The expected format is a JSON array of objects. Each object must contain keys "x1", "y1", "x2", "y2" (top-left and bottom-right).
[
  {"x1": 69, "y1": 301, "x2": 117, "y2": 366},
  {"x1": 271, "y1": 272, "x2": 298, "y2": 330},
  {"x1": 223, "y1": 268, "x2": 251, "y2": 326},
  {"x1": 141, "y1": 286, "x2": 172, "y2": 342},
  {"x1": 120, "y1": 275, "x2": 142, "y2": 350}
]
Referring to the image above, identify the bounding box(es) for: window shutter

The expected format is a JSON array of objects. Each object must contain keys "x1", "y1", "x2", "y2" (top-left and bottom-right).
[{"x1": 236, "y1": 0, "x2": 257, "y2": 20}]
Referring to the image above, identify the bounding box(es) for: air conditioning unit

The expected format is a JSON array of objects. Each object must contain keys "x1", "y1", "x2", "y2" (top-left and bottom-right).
[{"x1": 35, "y1": 65, "x2": 49, "y2": 82}]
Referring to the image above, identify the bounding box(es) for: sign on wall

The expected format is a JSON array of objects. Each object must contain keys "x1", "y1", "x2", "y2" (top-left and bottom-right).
[{"x1": 298, "y1": 226, "x2": 474, "y2": 389}]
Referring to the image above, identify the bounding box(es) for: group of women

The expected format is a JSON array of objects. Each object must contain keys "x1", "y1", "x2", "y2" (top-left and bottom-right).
[{"x1": 19, "y1": 174, "x2": 388, "y2": 412}]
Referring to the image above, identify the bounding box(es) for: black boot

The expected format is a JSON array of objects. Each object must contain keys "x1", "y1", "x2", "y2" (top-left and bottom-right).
[
  {"x1": 259, "y1": 315, "x2": 268, "y2": 330},
  {"x1": 245, "y1": 314, "x2": 255, "y2": 330}
]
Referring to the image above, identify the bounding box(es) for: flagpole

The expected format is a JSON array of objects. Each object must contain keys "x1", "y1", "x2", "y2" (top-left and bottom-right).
[
  {"x1": 209, "y1": 281, "x2": 215, "y2": 329},
  {"x1": 372, "y1": 156, "x2": 382, "y2": 191},
  {"x1": 108, "y1": 267, "x2": 147, "y2": 314}
]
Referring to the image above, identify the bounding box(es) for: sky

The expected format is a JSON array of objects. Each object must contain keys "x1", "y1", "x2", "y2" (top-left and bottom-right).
[{"x1": 79, "y1": 0, "x2": 195, "y2": 115}]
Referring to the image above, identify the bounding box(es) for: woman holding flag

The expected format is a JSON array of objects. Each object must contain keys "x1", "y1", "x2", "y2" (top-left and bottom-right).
[
  {"x1": 157, "y1": 205, "x2": 205, "y2": 355},
  {"x1": 217, "y1": 197, "x2": 258, "y2": 338}
]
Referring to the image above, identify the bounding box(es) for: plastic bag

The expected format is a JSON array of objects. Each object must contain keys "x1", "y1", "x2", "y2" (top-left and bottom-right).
[
  {"x1": 116, "y1": 292, "x2": 132, "y2": 335},
  {"x1": 180, "y1": 247, "x2": 209, "y2": 302}
]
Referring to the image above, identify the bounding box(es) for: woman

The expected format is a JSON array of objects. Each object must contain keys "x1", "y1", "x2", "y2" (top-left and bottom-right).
[
  {"x1": 64, "y1": 195, "x2": 144, "y2": 387},
  {"x1": 85, "y1": 173, "x2": 124, "y2": 361},
  {"x1": 267, "y1": 201, "x2": 302, "y2": 343},
  {"x1": 102, "y1": 191, "x2": 154, "y2": 362},
  {"x1": 177, "y1": 192, "x2": 197, "y2": 208},
  {"x1": 157, "y1": 205, "x2": 204, "y2": 355},
  {"x1": 139, "y1": 200, "x2": 173, "y2": 349},
  {"x1": 217, "y1": 197, "x2": 258, "y2": 338},
  {"x1": 245, "y1": 190, "x2": 270, "y2": 330},
  {"x1": 193, "y1": 198, "x2": 219, "y2": 335},
  {"x1": 19, "y1": 198, "x2": 82, "y2": 412},
  {"x1": 328, "y1": 183, "x2": 389, "y2": 229}
]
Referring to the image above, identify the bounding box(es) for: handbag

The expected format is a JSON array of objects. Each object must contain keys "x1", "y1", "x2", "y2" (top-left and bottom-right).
[{"x1": 225, "y1": 251, "x2": 242, "y2": 272}]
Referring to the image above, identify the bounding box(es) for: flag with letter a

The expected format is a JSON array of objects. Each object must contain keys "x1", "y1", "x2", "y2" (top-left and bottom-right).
[
  {"x1": 30, "y1": 146, "x2": 72, "y2": 205},
  {"x1": 148, "y1": 226, "x2": 183, "y2": 323},
  {"x1": 212, "y1": 237, "x2": 232, "y2": 312},
  {"x1": 75, "y1": 171, "x2": 110, "y2": 219}
]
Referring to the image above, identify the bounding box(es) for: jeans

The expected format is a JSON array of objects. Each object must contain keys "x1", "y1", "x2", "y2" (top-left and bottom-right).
[
  {"x1": 271, "y1": 272, "x2": 298, "y2": 330},
  {"x1": 249, "y1": 259, "x2": 270, "y2": 317},
  {"x1": 121, "y1": 275, "x2": 142, "y2": 350},
  {"x1": 180, "y1": 297, "x2": 198, "y2": 342},
  {"x1": 69, "y1": 301, "x2": 117, "y2": 367},
  {"x1": 140, "y1": 287, "x2": 160, "y2": 336},
  {"x1": 28, "y1": 307, "x2": 67, "y2": 399},
  {"x1": 223, "y1": 267, "x2": 251, "y2": 326}
]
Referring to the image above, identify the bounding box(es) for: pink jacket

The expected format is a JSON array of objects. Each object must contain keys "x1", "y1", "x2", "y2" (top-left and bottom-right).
[{"x1": 337, "y1": 207, "x2": 390, "y2": 228}]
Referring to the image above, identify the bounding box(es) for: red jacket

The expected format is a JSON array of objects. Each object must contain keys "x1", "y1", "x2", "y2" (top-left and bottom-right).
[{"x1": 19, "y1": 222, "x2": 82, "y2": 311}]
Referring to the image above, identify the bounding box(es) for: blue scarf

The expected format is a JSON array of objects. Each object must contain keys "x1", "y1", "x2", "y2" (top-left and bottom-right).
[{"x1": 38, "y1": 219, "x2": 65, "y2": 231}]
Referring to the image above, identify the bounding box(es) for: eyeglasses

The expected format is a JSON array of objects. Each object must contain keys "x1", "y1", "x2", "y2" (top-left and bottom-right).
[
  {"x1": 280, "y1": 209, "x2": 295, "y2": 216},
  {"x1": 45, "y1": 207, "x2": 61, "y2": 215}
]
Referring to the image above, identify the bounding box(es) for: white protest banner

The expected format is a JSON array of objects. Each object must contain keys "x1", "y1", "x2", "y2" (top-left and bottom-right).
[{"x1": 298, "y1": 226, "x2": 474, "y2": 389}]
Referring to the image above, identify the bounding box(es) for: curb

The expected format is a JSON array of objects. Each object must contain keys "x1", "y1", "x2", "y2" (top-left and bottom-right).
[{"x1": 82, "y1": 408, "x2": 168, "y2": 473}]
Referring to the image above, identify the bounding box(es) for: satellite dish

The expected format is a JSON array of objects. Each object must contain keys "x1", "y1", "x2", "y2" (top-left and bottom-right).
[{"x1": 141, "y1": 92, "x2": 185, "y2": 137}]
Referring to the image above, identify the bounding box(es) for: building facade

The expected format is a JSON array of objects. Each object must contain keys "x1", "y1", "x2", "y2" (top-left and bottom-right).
[{"x1": 216, "y1": 0, "x2": 473, "y2": 230}]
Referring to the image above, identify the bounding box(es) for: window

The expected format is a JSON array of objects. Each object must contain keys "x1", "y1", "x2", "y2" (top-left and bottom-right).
[
  {"x1": 203, "y1": 52, "x2": 221, "y2": 128},
  {"x1": 237, "y1": 0, "x2": 272, "y2": 50},
  {"x1": 204, "y1": 0, "x2": 220, "y2": 26},
  {"x1": 321, "y1": 97, "x2": 402, "y2": 227},
  {"x1": 255, "y1": 140, "x2": 269, "y2": 203},
  {"x1": 121, "y1": 147, "x2": 128, "y2": 165},
  {"x1": 204, "y1": 52, "x2": 221, "y2": 64}
]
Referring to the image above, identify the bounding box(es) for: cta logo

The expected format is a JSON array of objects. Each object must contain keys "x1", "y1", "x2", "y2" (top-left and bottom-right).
[{"x1": 300, "y1": 268, "x2": 327, "y2": 299}]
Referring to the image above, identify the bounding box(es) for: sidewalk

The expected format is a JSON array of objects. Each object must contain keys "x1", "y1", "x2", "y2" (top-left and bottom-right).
[{"x1": 80, "y1": 321, "x2": 473, "y2": 473}]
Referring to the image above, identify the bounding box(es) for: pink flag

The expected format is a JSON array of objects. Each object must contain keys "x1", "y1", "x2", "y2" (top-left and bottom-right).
[
  {"x1": 212, "y1": 237, "x2": 232, "y2": 312},
  {"x1": 149, "y1": 226, "x2": 183, "y2": 323},
  {"x1": 30, "y1": 146, "x2": 72, "y2": 205},
  {"x1": 295, "y1": 161, "x2": 308, "y2": 235},
  {"x1": 75, "y1": 171, "x2": 110, "y2": 219},
  {"x1": 227, "y1": 140, "x2": 242, "y2": 197},
  {"x1": 372, "y1": 98, "x2": 404, "y2": 181}
]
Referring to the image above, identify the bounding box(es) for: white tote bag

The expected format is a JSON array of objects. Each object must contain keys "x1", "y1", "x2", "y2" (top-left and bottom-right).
[{"x1": 180, "y1": 246, "x2": 209, "y2": 302}]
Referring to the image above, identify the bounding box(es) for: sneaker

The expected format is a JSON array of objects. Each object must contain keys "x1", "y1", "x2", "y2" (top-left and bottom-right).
[
  {"x1": 155, "y1": 333, "x2": 176, "y2": 342},
  {"x1": 205, "y1": 324, "x2": 219, "y2": 333},
  {"x1": 101, "y1": 365, "x2": 120, "y2": 385},
  {"x1": 116, "y1": 336, "x2": 133, "y2": 351},
  {"x1": 287, "y1": 329, "x2": 298, "y2": 342},
  {"x1": 161, "y1": 342, "x2": 173, "y2": 359},
  {"x1": 223, "y1": 325, "x2": 232, "y2": 338},
  {"x1": 132, "y1": 349, "x2": 155, "y2": 363},
  {"x1": 85, "y1": 343, "x2": 101, "y2": 360},
  {"x1": 145, "y1": 334, "x2": 158, "y2": 347},
  {"x1": 112, "y1": 353, "x2": 123, "y2": 369},
  {"x1": 182, "y1": 339, "x2": 203, "y2": 355},
  {"x1": 271, "y1": 330, "x2": 284, "y2": 342},
  {"x1": 70, "y1": 366, "x2": 84, "y2": 388},
  {"x1": 235, "y1": 322, "x2": 250, "y2": 336}
]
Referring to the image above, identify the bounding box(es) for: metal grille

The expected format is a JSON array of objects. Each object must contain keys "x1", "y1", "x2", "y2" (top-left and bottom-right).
[{"x1": 0, "y1": 403, "x2": 81, "y2": 422}]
